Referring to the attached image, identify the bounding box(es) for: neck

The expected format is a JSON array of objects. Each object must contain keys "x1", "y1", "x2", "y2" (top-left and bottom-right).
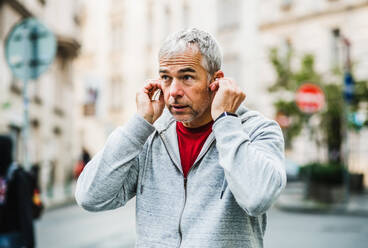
[{"x1": 182, "y1": 112, "x2": 213, "y2": 128}]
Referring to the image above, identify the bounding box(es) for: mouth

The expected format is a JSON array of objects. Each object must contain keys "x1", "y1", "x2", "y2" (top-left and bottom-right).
[{"x1": 171, "y1": 105, "x2": 189, "y2": 112}]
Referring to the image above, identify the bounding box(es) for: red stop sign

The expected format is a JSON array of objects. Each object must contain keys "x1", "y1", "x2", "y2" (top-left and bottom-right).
[{"x1": 295, "y1": 83, "x2": 325, "y2": 114}]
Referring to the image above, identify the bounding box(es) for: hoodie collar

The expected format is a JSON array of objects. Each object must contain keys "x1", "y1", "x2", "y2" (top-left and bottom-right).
[
  {"x1": 154, "y1": 104, "x2": 254, "y2": 132},
  {"x1": 152, "y1": 105, "x2": 257, "y2": 176}
]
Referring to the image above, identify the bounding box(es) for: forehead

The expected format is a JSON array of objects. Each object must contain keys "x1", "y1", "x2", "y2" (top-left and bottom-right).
[{"x1": 159, "y1": 48, "x2": 205, "y2": 72}]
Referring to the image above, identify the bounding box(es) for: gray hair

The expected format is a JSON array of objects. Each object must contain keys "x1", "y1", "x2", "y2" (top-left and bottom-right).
[{"x1": 159, "y1": 28, "x2": 222, "y2": 78}]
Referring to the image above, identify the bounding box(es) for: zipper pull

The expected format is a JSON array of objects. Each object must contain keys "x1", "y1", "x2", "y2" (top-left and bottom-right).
[{"x1": 220, "y1": 190, "x2": 225, "y2": 199}]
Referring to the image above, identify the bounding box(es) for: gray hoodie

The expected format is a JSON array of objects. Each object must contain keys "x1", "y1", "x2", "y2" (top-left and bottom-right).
[{"x1": 75, "y1": 105, "x2": 286, "y2": 248}]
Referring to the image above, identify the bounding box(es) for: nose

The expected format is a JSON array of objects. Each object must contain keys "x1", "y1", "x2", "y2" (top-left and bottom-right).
[{"x1": 169, "y1": 79, "x2": 184, "y2": 98}]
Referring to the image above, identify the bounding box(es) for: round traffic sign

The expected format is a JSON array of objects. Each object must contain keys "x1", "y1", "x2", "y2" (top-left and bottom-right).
[
  {"x1": 295, "y1": 83, "x2": 325, "y2": 114},
  {"x1": 5, "y1": 18, "x2": 56, "y2": 80}
]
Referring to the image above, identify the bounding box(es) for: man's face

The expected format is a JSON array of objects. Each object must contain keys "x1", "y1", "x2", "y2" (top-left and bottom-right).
[{"x1": 159, "y1": 48, "x2": 214, "y2": 128}]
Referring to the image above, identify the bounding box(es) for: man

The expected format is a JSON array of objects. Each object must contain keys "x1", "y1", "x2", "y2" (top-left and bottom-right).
[{"x1": 76, "y1": 28, "x2": 286, "y2": 247}]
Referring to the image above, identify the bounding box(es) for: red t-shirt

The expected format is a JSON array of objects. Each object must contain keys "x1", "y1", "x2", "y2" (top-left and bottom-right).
[{"x1": 176, "y1": 121, "x2": 214, "y2": 178}]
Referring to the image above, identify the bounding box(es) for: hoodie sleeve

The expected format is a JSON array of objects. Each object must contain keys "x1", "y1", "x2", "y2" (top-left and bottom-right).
[
  {"x1": 212, "y1": 113, "x2": 286, "y2": 217},
  {"x1": 75, "y1": 114, "x2": 156, "y2": 211}
]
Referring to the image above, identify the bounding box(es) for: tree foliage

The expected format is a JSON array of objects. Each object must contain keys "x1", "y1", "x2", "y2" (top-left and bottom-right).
[{"x1": 268, "y1": 47, "x2": 368, "y2": 164}]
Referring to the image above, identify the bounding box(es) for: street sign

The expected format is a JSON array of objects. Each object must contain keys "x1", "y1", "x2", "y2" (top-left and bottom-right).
[
  {"x1": 5, "y1": 17, "x2": 56, "y2": 80},
  {"x1": 348, "y1": 111, "x2": 366, "y2": 130},
  {"x1": 343, "y1": 72, "x2": 354, "y2": 104},
  {"x1": 295, "y1": 83, "x2": 325, "y2": 114},
  {"x1": 4, "y1": 18, "x2": 56, "y2": 170}
]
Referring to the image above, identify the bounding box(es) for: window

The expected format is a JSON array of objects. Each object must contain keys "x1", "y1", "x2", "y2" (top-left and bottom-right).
[
  {"x1": 164, "y1": 5, "x2": 171, "y2": 35},
  {"x1": 280, "y1": 38, "x2": 292, "y2": 67},
  {"x1": 146, "y1": 0, "x2": 154, "y2": 50},
  {"x1": 280, "y1": 0, "x2": 292, "y2": 11},
  {"x1": 217, "y1": 0, "x2": 241, "y2": 30},
  {"x1": 110, "y1": 77, "x2": 122, "y2": 111},
  {"x1": 330, "y1": 28, "x2": 341, "y2": 70},
  {"x1": 183, "y1": 1, "x2": 190, "y2": 28},
  {"x1": 10, "y1": 76, "x2": 22, "y2": 95},
  {"x1": 83, "y1": 87, "x2": 98, "y2": 116},
  {"x1": 33, "y1": 79, "x2": 42, "y2": 105},
  {"x1": 222, "y1": 54, "x2": 241, "y2": 84},
  {"x1": 38, "y1": 0, "x2": 46, "y2": 6},
  {"x1": 111, "y1": 21, "x2": 123, "y2": 52},
  {"x1": 53, "y1": 59, "x2": 65, "y2": 116}
]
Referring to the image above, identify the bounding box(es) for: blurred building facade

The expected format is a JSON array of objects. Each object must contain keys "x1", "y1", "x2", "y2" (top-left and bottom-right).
[
  {"x1": 77, "y1": 0, "x2": 368, "y2": 186},
  {"x1": 0, "y1": 0, "x2": 81, "y2": 205}
]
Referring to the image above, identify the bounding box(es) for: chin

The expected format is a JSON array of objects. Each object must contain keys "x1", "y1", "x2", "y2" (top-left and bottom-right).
[{"x1": 171, "y1": 113, "x2": 195, "y2": 123}]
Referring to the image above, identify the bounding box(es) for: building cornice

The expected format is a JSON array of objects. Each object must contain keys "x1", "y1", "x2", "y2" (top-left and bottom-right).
[
  {"x1": 57, "y1": 35, "x2": 81, "y2": 58},
  {"x1": 3, "y1": 0, "x2": 32, "y2": 17},
  {"x1": 259, "y1": 2, "x2": 368, "y2": 31},
  {"x1": 3, "y1": 0, "x2": 80, "y2": 58}
]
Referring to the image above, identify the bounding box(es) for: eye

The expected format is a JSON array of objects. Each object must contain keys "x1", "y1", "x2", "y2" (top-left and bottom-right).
[
  {"x1": 161, "y1": 75, "x2": 170, "y2": 81},
  {"x1": 183, "y1": 75, "x2": 193, "y2": 80}
]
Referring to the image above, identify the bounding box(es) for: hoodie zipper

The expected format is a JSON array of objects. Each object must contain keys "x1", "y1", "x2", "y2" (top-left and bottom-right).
[
  {"x1": 159, "y1": 131, "x2": 216, "y2": 248},
  {"x1": 177, "y1": 139, "x2": 216, "y2": 247},
  {"x1": 178, "y1": 177, "x2": 187, "y2": 246}
]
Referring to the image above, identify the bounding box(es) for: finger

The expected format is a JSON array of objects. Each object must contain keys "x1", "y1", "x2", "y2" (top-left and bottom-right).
[
  {"x1": 144, "y1": 80, "x2": 162, "y2": 96},
  {"x1": 144, "y1": 79, "x2": 160, "y2": 90},
  {"x1": 144, "y1": 82, "x2": 155, "y2": 91},
  {"x1": 209, "y1": 80, "x2": 219, "y2": 92}
]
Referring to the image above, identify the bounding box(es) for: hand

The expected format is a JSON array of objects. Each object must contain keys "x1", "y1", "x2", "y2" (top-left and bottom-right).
[
  {"x1": 209, "y1": 78, "x2": 246, "y2": 120},
  {"x1": 136, "y1": 79, "x2": 165, "y2": 124}
]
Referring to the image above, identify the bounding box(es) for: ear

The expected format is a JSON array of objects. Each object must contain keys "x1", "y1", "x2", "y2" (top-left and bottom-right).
[
  {"x1": 208, "y1": 70, "x2": 224, "y2": 92},
  {"x1": 213, "y1": 70, "x2": 224, "y2": 80}
]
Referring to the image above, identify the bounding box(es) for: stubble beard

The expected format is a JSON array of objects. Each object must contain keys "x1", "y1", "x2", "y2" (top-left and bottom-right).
[{"x1": 169, "y1": 91, "x2": 213, "y2": 125}]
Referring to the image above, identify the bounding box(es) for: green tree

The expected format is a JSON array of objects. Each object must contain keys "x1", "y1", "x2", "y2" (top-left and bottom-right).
[{"x1": 269, "y1": 47, "x2": 368, "y2": 164}]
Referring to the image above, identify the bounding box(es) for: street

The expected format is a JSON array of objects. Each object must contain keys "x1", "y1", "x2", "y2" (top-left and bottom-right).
[
  {"x1": 35, "y1": 200, "x2": 136, "y2": 248},
  {"x1": 36, "y1": 200, "x2": 368, "y2": 248},
  {"x1": 264, "y1": 208, "x2": 368, "y2": 248}
]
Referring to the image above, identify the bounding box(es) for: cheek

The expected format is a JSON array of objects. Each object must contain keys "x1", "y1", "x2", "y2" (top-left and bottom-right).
[
  {"x1": 193, "y1": 87, "x2": 211, "y2": 101},
  {"x1": 162, "y1": 88, "x2": 170, "y2": 101}
]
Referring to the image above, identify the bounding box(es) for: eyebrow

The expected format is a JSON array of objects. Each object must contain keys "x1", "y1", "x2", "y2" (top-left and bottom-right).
[
  {"x1": 178, "y1": 67, "x2": 196, "y2": 74},
  {"x1": 159, "y1": 67, "x2": 197, "y2": 74}
]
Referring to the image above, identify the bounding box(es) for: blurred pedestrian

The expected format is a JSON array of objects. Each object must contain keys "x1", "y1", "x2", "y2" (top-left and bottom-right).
[
  {"x1": 81, "y1": 148, "x2": 91, "y2": 166},
  {"x1": 30, "y1": 164, "x2": 44, "y2": 219},
  {"x1": 73, "y1": 148, "x2": 91, "y2": 180},
  {"x1": 76, "y1": 28, "x2": 286, "y2": 247},
  {"x1": 0, "y1": 135, "x2": 35, "y2": 248}
]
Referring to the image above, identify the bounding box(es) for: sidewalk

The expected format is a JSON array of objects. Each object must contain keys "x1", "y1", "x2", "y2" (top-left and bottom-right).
[{"x1": 276, "y1": 181, "x2": 368, "y2": 217}]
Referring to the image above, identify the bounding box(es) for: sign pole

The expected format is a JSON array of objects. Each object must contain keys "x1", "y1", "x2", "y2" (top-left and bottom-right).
[
  {"x1": 23, "y1": 78, "x2": 30, "y2": 170},
  {"x1": 21, "y1": 25, "x2": 30, "y2": 170},
  {"x1": 304, "y1": 114, "x2": 312, "y2": 199},
  {"x1": 342, "y1": 36, "x2": 353, "y2": 203},
  {"x1": 295, "y1": 83, "x2": 325, "y2": 199}
]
